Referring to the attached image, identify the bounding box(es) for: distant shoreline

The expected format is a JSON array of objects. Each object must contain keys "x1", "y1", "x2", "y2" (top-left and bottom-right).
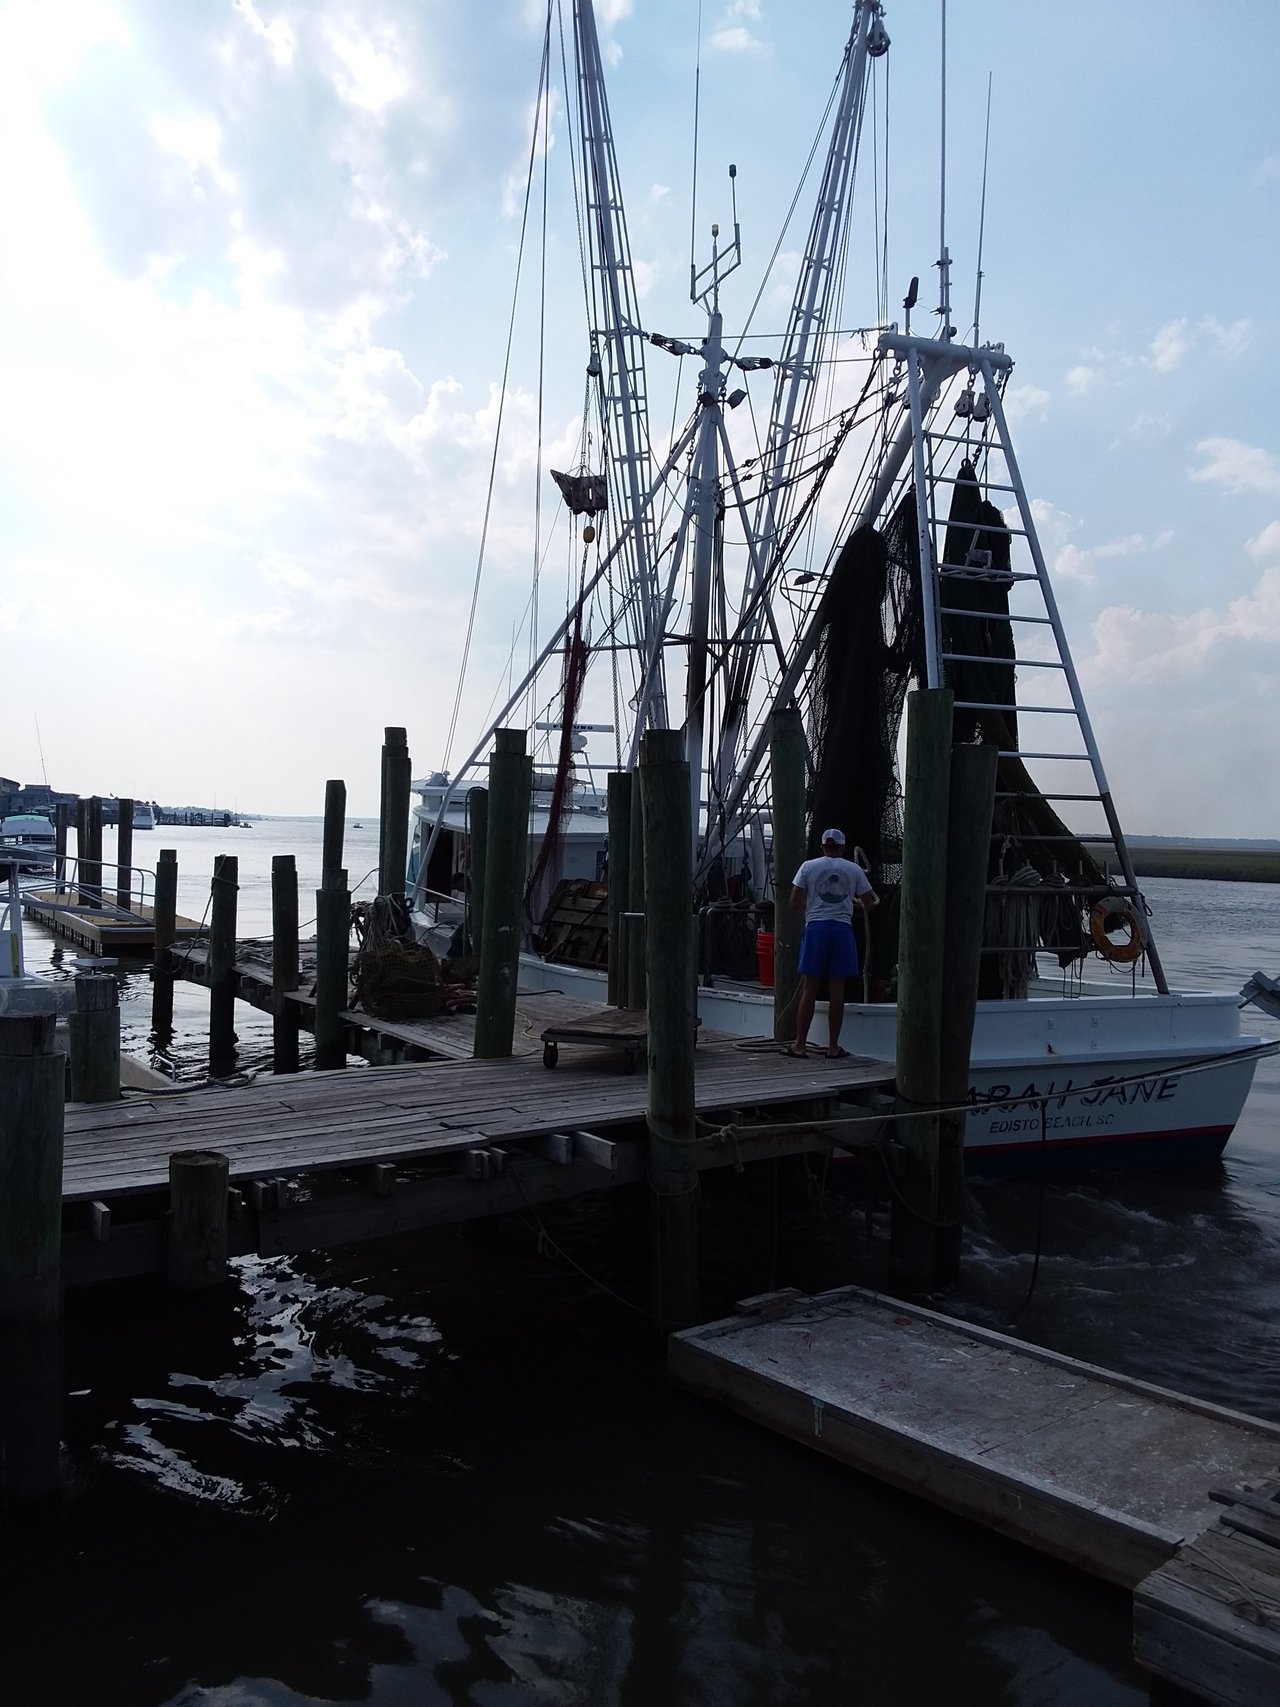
[{"x1": 1085, "y1": 844, "x2": 1280, "y2": 884}]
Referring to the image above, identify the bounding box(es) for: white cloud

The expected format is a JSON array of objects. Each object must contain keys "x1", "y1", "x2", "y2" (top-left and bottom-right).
[
  {"x1": 1254, "y1": 153, "x2": 1280, "y2": 187},
  {"x1": 711, "y1": 27, "x2": 763, "y2": 54},
  {"x1": 1064, "y1": 364, "x2": 1098, "y2": 395},
  {"x1": 1087, "y1": 565, "x2": 1280, "y2": 683},
  {"x1": 1003, "y1": 383, "x2": 1051, "y2": 422},
  {"x1": 1130, "y1": 410, "x2": 1172, "y2": 438},
  {"x1": 1146, "y1": 318, "x2": 1190, "y2": 372},
  {"x1": 1031, "y1": 500, "x2": 1168, "y2": 587},
  {"x1": 1204, "y1": 317, "x2": 1250, "y2": 357},
  {"x1": 3, "y1": 0, "x2": 129, "y2": 85},
  {"x1": 1191, "y1": 438, "x2": 1280, "y2": 495},
  {"x1": 325, "y1": 25, "x2": 410, "y2": 113},
  {"x1": 233, "y1": 0, "x2": 295, "y2": 68},
  {"x1": 1246, "y1": 521, "x2": 1280, "y2": 561}
]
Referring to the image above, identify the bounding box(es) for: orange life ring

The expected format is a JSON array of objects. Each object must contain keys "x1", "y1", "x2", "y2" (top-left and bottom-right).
[{"x1": 1089, "y1": 897, "x2": 1146, "y2": 964}]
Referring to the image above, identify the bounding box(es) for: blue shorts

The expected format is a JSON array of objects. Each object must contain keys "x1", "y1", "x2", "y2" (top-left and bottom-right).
[{"x1": 798, "y1": 919, "x2": 860, "y2": 978}]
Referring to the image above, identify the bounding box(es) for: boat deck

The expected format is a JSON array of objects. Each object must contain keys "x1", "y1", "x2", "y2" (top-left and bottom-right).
[{"x1": 669, "y1": 1285, "x2": 1280, "y2": 1589}]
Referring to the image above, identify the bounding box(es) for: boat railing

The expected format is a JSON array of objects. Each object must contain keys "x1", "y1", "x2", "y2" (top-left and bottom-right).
[
  {"x1": 415, "y1": 883, "x2": 463, "y2": 928},
  {"x1": 49, "y1": 855, "x2": 157, "y2": 919},
  {"x1": 696, "y1": 899, "x2": 774, "y2": 988}
]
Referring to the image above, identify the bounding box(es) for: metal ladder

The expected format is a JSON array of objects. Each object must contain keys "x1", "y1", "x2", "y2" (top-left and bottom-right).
[{"x1": 899, "y1": 333, "x2": 1167, "y2": 990}]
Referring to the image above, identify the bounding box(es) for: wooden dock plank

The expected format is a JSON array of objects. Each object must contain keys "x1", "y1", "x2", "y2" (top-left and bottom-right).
[
  {"x1": 59, "y1": 1041, "x2": 890, "y2": 1203},
  {"x1": 669, "y1": 1286, "x2": 1280, "y2": 1588},
  {"x1": 1134, "y1": 1479, "x2": 1280, "y2": 1706}
]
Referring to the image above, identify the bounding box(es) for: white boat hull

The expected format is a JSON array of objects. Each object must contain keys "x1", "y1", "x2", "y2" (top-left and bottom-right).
[{"x1": 511, "y1": 956, "x2": 1266, "y2": 1175}]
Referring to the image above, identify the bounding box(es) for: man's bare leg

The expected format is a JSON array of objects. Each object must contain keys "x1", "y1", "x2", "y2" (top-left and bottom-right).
[
  {"x1": 791, "y1": 975, "x2": 820, "y2": 1055},
  {"x1": 826, "y1": 979, "x2": 846, "y2": 1055}
]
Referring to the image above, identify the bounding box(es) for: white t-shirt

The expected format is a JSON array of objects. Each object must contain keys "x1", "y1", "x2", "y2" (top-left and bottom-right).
[{"x1": 792, "y1": 855, "x2": 872, "y2": 923}]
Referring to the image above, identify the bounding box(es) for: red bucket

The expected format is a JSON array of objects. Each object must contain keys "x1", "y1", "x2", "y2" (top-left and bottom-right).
[{"x1": 756, "y1": 930, "x2": 775, "y2": 987}]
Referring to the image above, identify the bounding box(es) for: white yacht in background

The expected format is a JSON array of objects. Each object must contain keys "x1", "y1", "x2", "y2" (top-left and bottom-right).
[
  {"x1": 408, "y1": 0, "x2": 1275, "y2": 1173},
  {"x1": 0, "y1": 812, "x2": 56, "y2": 872}
]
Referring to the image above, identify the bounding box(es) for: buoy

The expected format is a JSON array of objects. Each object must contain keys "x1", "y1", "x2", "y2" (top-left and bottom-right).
[
  {"x1": 1089, "y1": 896, "x2": 1146, "y2": 964},
  {"x1": 582, "y1": 524, "x2": 596, "y2": 544}
]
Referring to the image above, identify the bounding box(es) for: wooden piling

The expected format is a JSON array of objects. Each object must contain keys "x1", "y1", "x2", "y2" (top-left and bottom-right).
[
  {"x1": 640, "y1": 728, "x2": 700, "y2": 1331},
  {"x1": 322, "y1": 780, "x2": 346, "y2": 880},
  {"x1": 68, "y1": 974, "x2": 120, "y2": 1104},
  {"x1": 115, "y1": 798, "x2": 134, "y2": 911},
  {"x1": 86, "y1": 794, "x2": 103, "y2": 908},
  {"x1": 54, "y1": 802, "x2": 69, "y2": 891},
  {"x1": 150, "y1": 848, "x2": 178, "y2": 1039},
  {"x1": 626, "y1": 774, "x2": 647, "y2": 1011},
  {"x1": 474, "y1": 729, "x2": 532, "y2": 1059},
  {"x1": 271, "y1": 854, "x2": 300, "y2": 1075},
  {"x1": 606, "y1": 771, "x2": 632, "y2": 1007},
  {"x1": 768, "y1": 707, "x2": 807, "y2": 1042},
  {"x1": 0, "y1": 1012, "x2": 64, "y2": 1502},
  {"x1": 167, "y1": 1150, "x2": 229, "y2": 1289},
  {"x1": 467, "y1": 785, "x2": 488, "y2": 959},
  {"x1": 890, "y1": 687, "x2": 953, "y2": 1288},
  {"x1": 378, "y1": 726, "x2": 412, "y2": 899},
  {"x1": 937, "y1": 742, "x2": 998, "y2": 1284},
  {"x1": 314, "y1": 867, "x2": 350, "y2": 1071},
  {"x1": 209, "y1": 854, "x2": 239, "y2": 1074},
  {"x1": 75, "y1": 797, "x2": 90, "y2": 906}
]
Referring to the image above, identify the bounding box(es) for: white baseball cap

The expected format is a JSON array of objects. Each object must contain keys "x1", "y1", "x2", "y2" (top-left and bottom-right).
[{"x1": 820, "y1": 827, "x2": 846, "y2": 846}]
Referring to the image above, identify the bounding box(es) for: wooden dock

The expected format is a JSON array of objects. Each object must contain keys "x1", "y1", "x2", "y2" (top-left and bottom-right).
[
  {"x1": 22, "y1": 889, "x2": 203, "y2": 955},
  {"x1": 169, "y1": 938, "x2": 482, "y2": 1062},
  {"x1": 1135, "y1": 1477, "x2": 1280, "y2": 1706},
  {"x1": 59, "y1": 1041, "x2": 893, "y2": 1287},
  {"x1": 669, "y1": 1285, "x2": 1280, "y2": 1590}
]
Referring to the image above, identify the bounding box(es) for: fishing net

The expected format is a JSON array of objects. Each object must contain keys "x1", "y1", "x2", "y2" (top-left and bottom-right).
[
  {"x1": 350, "y1": 896, "x2": 445, "y2": 1019},
  {"x1": 805, "y1": 494, "x2": 923, "y2": 990},
  {"x1": 806, "y1": 493, "x2": 924, "y2": 881},
  {"x1": 939, "y1": 461, "x2": 1100, "y2": 986},
  {"x1": 804, "y1": 466, "x2": 1101, "y2": 999}
]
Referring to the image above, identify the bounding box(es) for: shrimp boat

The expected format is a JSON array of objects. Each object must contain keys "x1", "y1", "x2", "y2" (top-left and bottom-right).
[{"x1": 408, "y1": 0, "x2": 1275, "y2": 1173}]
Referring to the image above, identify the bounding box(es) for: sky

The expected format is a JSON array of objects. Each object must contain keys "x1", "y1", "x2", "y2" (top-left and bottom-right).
[{"x1": 1, "y1": 0, "x2": 1278, "y2": 832}]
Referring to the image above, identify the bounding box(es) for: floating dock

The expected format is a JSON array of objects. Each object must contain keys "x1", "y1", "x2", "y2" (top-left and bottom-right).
[
  {"x1": 669, "y1": 1286, "x2": 1280, "y2": 1590},
  {"x1": 21, "y1": 889, "x2": 202, "y2": 955},
  {"x1": 59, "y1": 1039, "x2": 892, "y2": 1286}
]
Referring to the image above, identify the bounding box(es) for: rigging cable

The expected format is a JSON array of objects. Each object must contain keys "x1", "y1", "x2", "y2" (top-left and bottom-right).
[
  {"x1": 530, "y1": 54, "x2": 552, "y2": 716},
  {"x1": 442, "y1": 12, "x2": 553, "y2": 772}
]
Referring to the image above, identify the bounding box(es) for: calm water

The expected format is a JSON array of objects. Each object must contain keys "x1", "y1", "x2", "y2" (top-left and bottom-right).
[{"x1": 6, "y1": 821, "x2": 1280, "y2": 1706}]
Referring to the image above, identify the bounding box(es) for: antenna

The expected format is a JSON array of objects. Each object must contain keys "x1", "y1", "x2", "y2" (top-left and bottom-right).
[
  {"x1": 690, "y1": 162, "x2": 742, "y2": 309},
  {"x1": 33, "y1": 712, "x2": 49, "y2": 787},
  {"x1": 972, "y1": 74, "x2": 993, "y2": 344},
  {"x1": 689, "y1": 0, "x2": 704, "y2": 300},
  {"x1": 936, "y1": 0, "x2": 954, "y2": 340}
]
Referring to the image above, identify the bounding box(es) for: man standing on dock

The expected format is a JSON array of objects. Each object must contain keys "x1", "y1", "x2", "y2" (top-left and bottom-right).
[{"x1": 784, "y1": 829, "x2": 877, "y2": 1060}]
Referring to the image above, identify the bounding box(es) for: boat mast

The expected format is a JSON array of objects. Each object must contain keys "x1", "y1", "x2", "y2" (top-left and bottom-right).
[
  {"x1": 709, "y1": 1, "x2": 889, "y2": 854},
  {"x1": 573, "y1": 0, "x2": 668, "y2": 746},
  {"x1": 683, "y1": 209, "x2": 742, "y2": 854}
]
